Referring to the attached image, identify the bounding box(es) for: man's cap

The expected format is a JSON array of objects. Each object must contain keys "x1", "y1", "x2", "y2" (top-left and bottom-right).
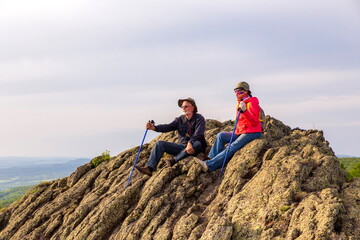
[
  {"x1": 234, "y1": 82, "x2": 250, "y2": 91},
  {"x1": 178, "y1": 97, "x2": 198, "y2": 113}
]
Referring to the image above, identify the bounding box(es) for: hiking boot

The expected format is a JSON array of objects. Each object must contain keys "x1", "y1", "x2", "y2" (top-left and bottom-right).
[
  {"x1": 165, "y1": 158, "x2": 176, "y2": 167},
  {"x1": 135, "y1": 166, "x2": 153, "y2": 176},
  {"x1": 194, "y1": 157, "x2": 209, "y2": 172}
]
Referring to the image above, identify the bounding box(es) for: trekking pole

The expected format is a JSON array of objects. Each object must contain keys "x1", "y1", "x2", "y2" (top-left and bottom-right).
[
  {"x1": 219, "y1": 110, "x2": 241, "y2": 176},
  {"x1": 126, "y1": 120, "x2": 155, "y2": 188}
]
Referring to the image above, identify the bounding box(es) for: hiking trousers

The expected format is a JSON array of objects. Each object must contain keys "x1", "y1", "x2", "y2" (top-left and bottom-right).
[
  {"x1": 206, "y1": 132, "x2": 261, "y2": 172},
  {"x1": 146, "y1": 140, "x2": 202, "y2": 170}
]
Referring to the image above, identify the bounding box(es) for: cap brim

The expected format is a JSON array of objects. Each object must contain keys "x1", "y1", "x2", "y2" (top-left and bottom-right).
[{"x1": 178, "y1": 99, "x2": 186, "y2": 107}]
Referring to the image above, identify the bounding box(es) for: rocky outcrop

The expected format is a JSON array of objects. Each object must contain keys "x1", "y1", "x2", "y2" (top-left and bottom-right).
[{"x1": 0, "y1": 117, "x2": 359, "y2": 240}]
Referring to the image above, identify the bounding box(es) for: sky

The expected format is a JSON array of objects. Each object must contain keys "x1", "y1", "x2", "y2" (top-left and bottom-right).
[{"x1": 0, "y1": 0, "x2": 359, "y2": 159}]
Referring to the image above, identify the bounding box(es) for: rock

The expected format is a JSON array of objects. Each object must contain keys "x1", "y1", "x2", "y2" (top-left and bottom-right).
[
  {"x1": 199, "y1": 213, "x2": 233, "y2": 240},
  {"x1": 67, "y1": 163, "x2": 93, "y2": 187},
  {"x1": 0, "y1": 117, "x2": 358, "y2": 240}
]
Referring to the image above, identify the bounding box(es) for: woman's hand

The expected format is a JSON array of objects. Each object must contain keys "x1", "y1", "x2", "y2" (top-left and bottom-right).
[{"x1": 238, "y1": 101, "x2": 247, "y2": 113}]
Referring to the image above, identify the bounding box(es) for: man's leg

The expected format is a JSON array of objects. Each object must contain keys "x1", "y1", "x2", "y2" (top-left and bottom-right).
[
  {"x1": 146, "y1": 141, "x2": 184, "y2": 170},
  {"x1": 208, "y1": 132, "x2": 233, "y2": 159},
  {"x1": 173, "y1": 141, "x2": 203, "y2": 162},
  {"x1": 205, "y1": 132, "x2": 261, "y2": 172}
]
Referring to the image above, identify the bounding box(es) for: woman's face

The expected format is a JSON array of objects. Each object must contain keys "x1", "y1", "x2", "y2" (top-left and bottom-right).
[{"x1": 234, "y1": 89, "x2": 247, "y2": 100}]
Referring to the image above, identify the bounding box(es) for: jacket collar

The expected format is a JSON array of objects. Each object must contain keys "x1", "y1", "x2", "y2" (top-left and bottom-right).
[{"x1": 181, "y1": 113, "x2": 196, "y2": 122}]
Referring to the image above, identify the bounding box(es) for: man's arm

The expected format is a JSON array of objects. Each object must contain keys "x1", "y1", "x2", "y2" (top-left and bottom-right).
[{"x1": 153, "y1": 117, "x2": 179, "y2": 133}]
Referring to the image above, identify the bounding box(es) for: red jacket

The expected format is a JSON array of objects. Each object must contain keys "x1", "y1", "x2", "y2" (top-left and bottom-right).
[{"x1": 235, "y1": 97, "x2": 262, "y2": 135}]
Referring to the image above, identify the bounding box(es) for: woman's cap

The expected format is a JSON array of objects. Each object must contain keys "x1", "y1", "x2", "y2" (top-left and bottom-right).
[{"x1": 234, "y1": 82, "x2": 250, "y2": 91}]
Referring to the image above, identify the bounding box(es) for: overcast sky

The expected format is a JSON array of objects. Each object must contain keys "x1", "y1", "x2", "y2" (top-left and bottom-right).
[{"x1": 0, "y1": 0, "x2": 359, "y2": 159}]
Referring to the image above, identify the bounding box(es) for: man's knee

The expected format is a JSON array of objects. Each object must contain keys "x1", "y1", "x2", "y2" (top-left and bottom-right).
[
  {"x1": 192, "y1": 141, "x2": 202, "y2": 152},
  {"x1": 155, "y1": 141, "x2": 166, "y2": 150}
]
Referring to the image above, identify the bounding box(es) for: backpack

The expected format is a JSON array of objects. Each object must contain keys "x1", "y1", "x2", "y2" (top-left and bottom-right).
[
  {"x1": 244, "y1": 102, "x2": 267, "y2": 132},
  {"x1": 259, "y1": 107, "x2": 266, "y2": 132}
]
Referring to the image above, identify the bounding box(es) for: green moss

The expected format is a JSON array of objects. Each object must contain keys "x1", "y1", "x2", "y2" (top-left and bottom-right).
[{"x1": 280, "y1": 205, "x2": 291, "y2": 212}]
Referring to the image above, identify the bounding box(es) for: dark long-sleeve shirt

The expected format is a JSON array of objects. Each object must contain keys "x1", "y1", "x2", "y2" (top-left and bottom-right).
[{"x1": 154, "y1": 113, "x2": 207, "y2": 151}]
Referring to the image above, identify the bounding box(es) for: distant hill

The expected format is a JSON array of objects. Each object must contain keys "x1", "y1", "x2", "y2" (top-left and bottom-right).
[
  {"x1": 0, "y1": 158, "x2": 90, "y2": 191},
  {"x1": 0, "y1": 156, "x2": 89, "y2": 168},
  {"x1": 336, "y1": 154, "x2": 358, "y2": 158}
]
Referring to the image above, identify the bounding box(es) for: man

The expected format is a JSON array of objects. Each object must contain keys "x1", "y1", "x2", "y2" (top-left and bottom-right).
[{"x1": 135, "y1": 97, "x2": 207, "y2": 176}]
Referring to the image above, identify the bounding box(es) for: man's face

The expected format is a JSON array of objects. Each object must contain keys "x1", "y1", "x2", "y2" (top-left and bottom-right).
[{"x1": 181, "y1": 101, "x2": 194, "y2": 116}]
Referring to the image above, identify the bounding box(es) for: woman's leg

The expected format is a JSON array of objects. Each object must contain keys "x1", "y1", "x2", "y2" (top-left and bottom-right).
[
  {"x1": 206, "y1": 132, "x2": 261, "y2": 172},
  {"x1": 208, "y1": 132, "x2": 233, "y2": 159}
]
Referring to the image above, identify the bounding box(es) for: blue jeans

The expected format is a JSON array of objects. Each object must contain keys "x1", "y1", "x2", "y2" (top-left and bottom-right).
[
  {"x1": 146, "y1": 140, "x2": 203, "y2": 170},
  {"x1": 206, "y1": 132, "x2": 261, "y2": 172}
]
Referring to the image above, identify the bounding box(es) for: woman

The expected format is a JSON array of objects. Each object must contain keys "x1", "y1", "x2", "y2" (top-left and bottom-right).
[{"x1": 195, "y1": 82, "x2": 262, "y2": 172}]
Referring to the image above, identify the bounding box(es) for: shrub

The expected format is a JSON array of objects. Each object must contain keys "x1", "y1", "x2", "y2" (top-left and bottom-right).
[
  {"x1": 91, "y1": 150, "x2": 111, "y2": 167},
  {"x1": 349, "y1": 161, "x2": 360, "y2": 178},
  {"x1": 339, "y1": 157, "x2": 360, "y2": 180}
]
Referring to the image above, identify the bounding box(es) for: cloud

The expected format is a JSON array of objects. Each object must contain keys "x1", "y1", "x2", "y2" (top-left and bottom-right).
[
  {"x1": 270, "y1": 95, "x2": 360, "y2": 113},
  {"x1": 322, "y1": 122, "x2": 360, "y2": 127},
  {"x1": 0, "y1": 0, "x2": 359, "y2": 157}
]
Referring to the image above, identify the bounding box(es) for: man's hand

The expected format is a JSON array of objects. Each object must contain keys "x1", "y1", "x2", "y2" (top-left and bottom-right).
[
  {"x1": 146, "y1": 121, "x2": 155, "y2": 130},
  {"x1": 185, "y1": 142, "x2": 195, "y2": 154}
]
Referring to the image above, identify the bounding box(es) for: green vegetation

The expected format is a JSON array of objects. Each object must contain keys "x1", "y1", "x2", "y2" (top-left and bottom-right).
[
  {"x1": 280, "y1": 205, "x2": 291, "y2": 212},
  {"x1": 91, "y1": 150, "x2": 111, "y2": 167},
  {"x1": 349, "y1": 162, "x2": 360, "y2": 178},
  {"x1": 339, "y1": 157, "x2": 360, "y2": 180},
  {"x1": 0, "y1": 185, "x2": 35, "y2": 209}
]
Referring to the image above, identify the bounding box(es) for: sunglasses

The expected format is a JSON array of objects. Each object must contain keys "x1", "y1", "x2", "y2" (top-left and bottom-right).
[
  {"x1": 181, "y1": 105, "x2": 191, "y2": 109},
  {"x1": 234, "y1": 90, "x2": 246, "y2": 95}
]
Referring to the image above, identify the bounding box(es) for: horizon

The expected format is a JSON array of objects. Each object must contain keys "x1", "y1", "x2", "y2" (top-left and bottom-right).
[{"x1": 0, "y1": 0, "x2": 359, "y2": 159}]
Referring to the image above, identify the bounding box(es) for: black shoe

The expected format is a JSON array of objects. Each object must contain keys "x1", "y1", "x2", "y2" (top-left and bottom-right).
[
  {"x1": 165, "y1": 158, "x2": 176, "y2": 167},
  {"x1": 135, "y1": 166, "x2": 153, "y2": 176}
]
